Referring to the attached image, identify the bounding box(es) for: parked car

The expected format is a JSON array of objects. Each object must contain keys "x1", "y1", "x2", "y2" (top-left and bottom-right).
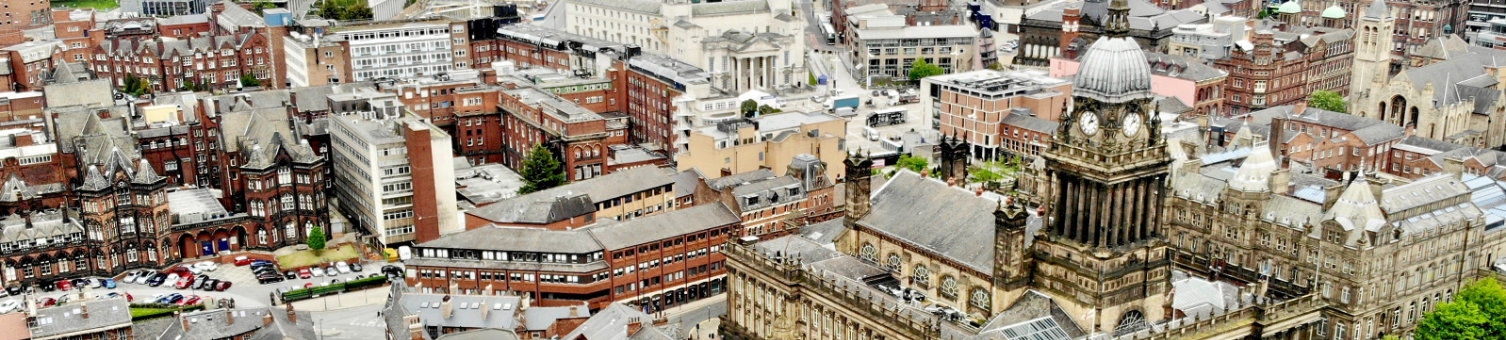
[
  {"x1": 100, "y1": 278, "x2": 116, "y2": 289},
  {"x1": 38, "y1": 297, "x2": 56, "y2": 307},
  {"x1": 335, "y1": 262, "x2": 351, "y2": 274},
  {"x1": 71, "y1": 278, "x2": 88, "y2": 288},
  {"x1": 350, "y1": 262, "x2": 363, "y2": 272},
  {"x1": 249, "y1": 260, "x2": 274, "y2": 267},
  {"x1": 5, "y1": 286, "x2": 23, "y2": 296},
  {"x1": 138, "y1": 271, "x2": 156, "y2": 284},
  {"x1": 297, "y1": 268, "x2": 312, "y2": 279},
  {"x1": 160, "y1": 294, "x2": 184, "y2": 304},
  {"x1": 38, "y1": 281, "x2": 55, "y2": 292},
  {"x1": 214, "y1": 281, "x2": 232, "y2": 291},
  {"x1": 58, "y1": 294, "x2": 72, "y2": 304},
  {"x1": 193, "y1": 261, "x2": 218, "y2": 272},
  {"x1": 179, "y1": 295, "x2": 202, "y2": 306},
  {"x1": 106, "y1": 292, "x2": 133, "y2": 302},
  {"x1": 147, "y1": 274, "x2": 167, "y2": 287},
  {"x1": 310, "y1": 267, "x2": 324, "y2": 278},
  {"x1": 324, "y1": 266, "x2": 339, "y2": 276},
  {"x1": 0, "y1": 299, "x2": 20, "y2": 313},
  {"x1": 124, "y1": 271, "x2": 141, "y2": 284},
  {"x1": 56, "y1": 279, "x2": 72, "y2": 291},
  {"x1": 197, "y1": 279, "x2": 216, "y2": 290},
  {"x1": 174, "y1": 275, "x2": 196, "y2": 290},
  {"x1": 381, "y1": 265, "x2": 404, "y2": 278},
  {"x1": 235, "y1": 256, "x2": 252, "y2": 266},
  {"x1": 284, "y1": 271, "x2": 297, "y2": 280}
]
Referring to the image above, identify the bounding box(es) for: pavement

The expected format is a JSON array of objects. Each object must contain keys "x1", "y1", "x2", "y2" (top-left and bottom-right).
[
  {"x1": 662, "y1": 293, "x2": 728, "y2": 338},
  {"x1": 310, "y1": 303, "x2": 389, "y2": 340}
]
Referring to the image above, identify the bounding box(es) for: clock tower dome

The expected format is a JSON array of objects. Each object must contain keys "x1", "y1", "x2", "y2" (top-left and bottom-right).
[{"x1": 1030, "y1": 0, "x2": 1172, "y2": 334}]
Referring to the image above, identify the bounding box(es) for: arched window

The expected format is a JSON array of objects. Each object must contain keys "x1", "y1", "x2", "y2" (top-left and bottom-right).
[
  {"x1": 885, "y1": 253, "x2": 902, "y2": 272},
  {"x1": 970, "y1": 288, "x2": 990, "y2": 310},
  {"x1": 860, "y1": 243, "x2": 876, "y2": 261},
  {"x1": 940, "y1": 276, "x2": 958, "y2": 299},
  {"x1": 913, "y1": 264, "x2": 931, "y2": 288}
]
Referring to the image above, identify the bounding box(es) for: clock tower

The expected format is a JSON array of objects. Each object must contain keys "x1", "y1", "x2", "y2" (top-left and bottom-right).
[{"x1": 1031, "y1": 0, "x2": 1172, "y2": 334}]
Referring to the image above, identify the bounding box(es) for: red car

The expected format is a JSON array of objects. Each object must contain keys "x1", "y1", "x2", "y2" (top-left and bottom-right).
[
  {"x1": 179, "y1": 295, "x2": 201, "y2": 306},
  {"x1": 38, "y1": 297, "x2": 55, "y2": 307},
  {"x1": 56, "y1": 280, "x2": 72, "y2": 291},
  {"x1": 297, "y1": 268, "x2": 312, "y2": 279},
  {"x1": 303, "y1": 282, "x2": 314, "y2": 289},
  {"x1": 174, "y1": 275, "x2": 196, "y2": 290},
  {"x1": 234, "y1": 256, "x2": 252, "y2": 266},
  {"x1": 213, "y1": 281, "x2": 232, "y2": 291}
]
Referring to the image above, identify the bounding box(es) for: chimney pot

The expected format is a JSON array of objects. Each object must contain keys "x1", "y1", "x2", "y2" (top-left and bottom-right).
[
  {"x1": 262, "y1": 312, "x2": 274, "y2": 327},
  {"x1": 285, "y1": 303, "x2": 298, "y2": 324},
  {"x1": 178, "y1": 311, "x2": 188, "y2": 331}
]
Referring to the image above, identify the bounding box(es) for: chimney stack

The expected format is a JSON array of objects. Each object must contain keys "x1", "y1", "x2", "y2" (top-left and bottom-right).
[
  {"x1": 627, "y1": 317, "x2": 643, "y2": 336},
  {"x1": 262, "y1": 311, "x2": 274, "y2": 327},
  {"x1": 1293, "y1": 101, "x2": 1309, "y2": 115},
  {"x1": 441, "y1": 296, "x2": 454, "y2": 319},
  {"x1": 285, "y1": 303, "x2": 298, "y2": 323},
  {"x1": 178, "y1": 311, "x2": 189, "y2": 332},
  {"x1": 79, "y1": 303, "x2": 88, "y2": 319},
  {"x1": 227, "y1": 310, "x2": 234, "y2": 325},
  {"x1": 569, "y1": 305, "x2": 580, "y2": 317}
]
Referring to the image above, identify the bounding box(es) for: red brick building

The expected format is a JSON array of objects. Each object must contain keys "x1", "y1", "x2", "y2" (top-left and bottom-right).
[
  {"x1": 405, "y1": 203, "x2": 739, "y2": 311},
  {"x1": 1216, "y1": 28, "x2": 1354, "y2": 115},
  {"x1": 498, "y1": 87, "x2": 625, "y2": 181},
  {"x1": 1244, "y1": 104, "x2": 1407, "y2": 175}
]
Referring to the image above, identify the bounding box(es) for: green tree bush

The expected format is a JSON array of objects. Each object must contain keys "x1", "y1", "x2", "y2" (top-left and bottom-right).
[
  {"x1": 1308, "y1": 90, "x2": 1347, "y2": 113},
  {"x1": 519, "y1": 144, "x2": 565, "y2": 194}
]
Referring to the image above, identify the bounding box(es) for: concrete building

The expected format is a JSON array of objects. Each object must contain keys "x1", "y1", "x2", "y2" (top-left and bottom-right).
[
  {"x1": 851, "y1": 19, "x2": 979, "y2": 80},
  {"x1": 706, "y1": 156, "x2": 837, "y2": 238},
  {"x1": 330, "y1": 112, "x2": 460, "y2": 246},
  {"x1": 1167, "y1": 16, "x2": 1252, "y2": 61},
  {"x1": 121, "y1": 0, "x2": 211, "y2": 16},
  {"x1": 564, "y1": 0, "x2": 805, "y2": 93},
  {"x1": 324, "y1": 20, "x2": 460, "y2": 83},
  {"x1": 1274, "y1": 0, "x2": 1467, "y2": 59},
  {"x1": 1016, "y1": 0, "x2": 1205, "y2": 67},
  {"x1": 283, "y1": 30, "x2": 351, "y2": 88},
  {"x1": 921, "y1": 69, "x2": 1072, "y2": 160},
  {"x1": 676, "y1": 111, "x2": 846, "y2": 182}
]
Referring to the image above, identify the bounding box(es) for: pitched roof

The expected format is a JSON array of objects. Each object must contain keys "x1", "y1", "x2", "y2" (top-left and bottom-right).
[
  {"x1": 561, "y1": 303, "x2": 675, "y2": 340},
  {"x1": 29, "y1": 297, "x2": 132, "y2": 339},
  {"x1": 420, "y1": 226, "x2": 602, "y2": 254},
  {"x1": 587, "y1": 203, "x2": 739, "y2": 250},
  {"x1": 856, "y1": 171, "x2": 998, "y2": 275},
  {"x1": 468, "y1": 167, "x2": 675, "y2": 224}
]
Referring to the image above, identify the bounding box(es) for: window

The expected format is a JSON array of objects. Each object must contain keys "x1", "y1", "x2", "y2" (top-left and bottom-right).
[
  {"x1": 886, "y1": 254, "x2": 902, "y2": 272},
  {"x1": 970, "y1": 288, "x2": 990, "y2": 310},
  {"x1": 860, "y1": 243, "x2": 876, "y2": 261},
  {"x1": 940, "y1": 276, "x2": 958, "y2": 299},
  {"x1": 913, "y1": 264, "x2": 931, "y2": 287}
]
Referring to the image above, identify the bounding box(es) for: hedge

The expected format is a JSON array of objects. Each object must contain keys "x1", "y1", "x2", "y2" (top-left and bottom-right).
[
  {"x1": 129, "y1": 303, "x2": 206, "y2": 321},
  {"x1": 279, "y1": 275, "x2": 389, "y2": 303}
]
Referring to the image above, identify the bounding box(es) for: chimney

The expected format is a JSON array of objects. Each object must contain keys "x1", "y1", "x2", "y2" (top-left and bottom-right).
[
  {"x1": 441, "y1": 296, "x2": 454, "y2": 319},
  {"x1": 626, "y1": 317, "x2": 643, "y2": 336},
  {"x1": 569, "y1": 305, "x2": 580, "y2": 317},
  {"x1": 1322, "y1": 183, "x2": 1342, "y2": 210},
  {"x1": 178, "y1": 311, "x2": 189, "y2": 332},
  {"x1": 1270, "y1": 168, "x2": 1291, "y2": 195},
  {"x1": 1368, "y1": 176, "x2": 1385, "y2": 203},
  {"x1": 79, "y1": 303, "x2": 88, "y2": 319},
  {"x1": 1293, "y1": 101, "x2": 1308, "y2": 115},
  {"x1": 285, "y1": 303, "x2": 298, "y2": 323},
  {"x1": 262, "y1": 311, "x2": 274, "y2": 327},
  {"x1": 227, "y1": 310, "x2": 234, "y2": 325}
]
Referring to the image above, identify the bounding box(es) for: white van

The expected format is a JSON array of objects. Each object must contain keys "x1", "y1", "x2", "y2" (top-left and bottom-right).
[{"x1": 863, "y1": 127, "x2": 880, "y2": 141}]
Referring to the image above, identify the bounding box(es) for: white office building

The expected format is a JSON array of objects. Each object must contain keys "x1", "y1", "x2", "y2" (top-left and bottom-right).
[
  {"x1": 566, "y1": 0, "x2": 807, "y2": 93},
  {"x1": 329, "y1": 109, "x2": 459, "y2": 245},
  {"x1": 326, "y1": 20, "x2": 456, "y2": 82}
]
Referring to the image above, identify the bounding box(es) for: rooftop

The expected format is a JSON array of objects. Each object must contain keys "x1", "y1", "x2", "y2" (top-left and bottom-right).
[
  {"x1": 467, "y1": 166, "x2": 675, "y2": 224},
  {"x1": 29, "y1": 297, "x2": 132, "y2": 339},
  {"x1": 587, "y1": 203, "x2": 740, "y2": 250}
]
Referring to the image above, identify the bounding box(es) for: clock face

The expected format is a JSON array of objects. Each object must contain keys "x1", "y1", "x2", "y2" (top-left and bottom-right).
[
  {"x1": 1123, "y1": 113, "x2": 1142, "y2": 136},
  {"x1": 1080, "y1": 111, "x2": 1099, "y2": 135}
]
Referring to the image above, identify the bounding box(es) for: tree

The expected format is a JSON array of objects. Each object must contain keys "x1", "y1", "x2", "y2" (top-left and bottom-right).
[
  {"x1": 121, "y1": 74, "x2": 151, "y2": 96},
  {"x1": 988, "y1": 61, "x2": 1005, "y2": 71},
  {"x1": 757, "y1": 105, "x2": 781, "y2": 116},
  {"x1": 518, "y1": 144, "x2": 566, "y2": 194},
  {"x1": 307, "y1": 226, "x2": 326, "y2": 253},
  {"x1": 344, "y1": 3, "x2": 373, "y2": 20},
  {"x1": 896, "y1": 155, "x2": 928, "y2": 175},
  {"x1": 1308, "y1": 90, "x2": 1347, "y2": 113},
  {"x1": 239, "y1": 73, "x2": 261, "y2": 88},
  {"x1": 908, "y1": 59, "x2": 944, "y2": 82},
  {"x1": 740, "y1": 99, "x2": 759, "y2": 118},
  {"x1": 809, "y1": 72, "x2": 817, "y2": 86},
  {"x1": 1417, "y1": 278, "x2": 1506, "y2": 339},
  {"x1": 252, "y1": 0, "x2": 277, "y2": 14}
]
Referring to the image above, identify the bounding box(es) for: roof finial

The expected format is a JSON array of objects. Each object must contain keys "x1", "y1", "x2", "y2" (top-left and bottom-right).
[{"x1": 1105, "y1": 0, "x2": 1132, "y2": 38}]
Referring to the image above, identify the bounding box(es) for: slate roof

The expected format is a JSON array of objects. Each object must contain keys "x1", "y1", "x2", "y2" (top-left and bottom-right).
[
  {"x1": 691, "y1": 0, "x2": 770, "y2": 16},
  {"x1": 587, "y1": 203, "x2": 739, "y2": 250},
  {"x1": 977, "y1": 290, "x2": 1085, "y2": 340},
  {"x1": 468, "y1": 166, "x2": 675, "y2": 224},
  {"x1": 1003, "y1": 114, "x2": 1059, "y2": 134},
  {"x1": 1398, "y1": 39, "x2": 1506, "y2": 114},
  {"x1": 436, "y1": 329, "x2": 523, "y2": 340},
  {"x1": 1027, "y1": 0, "x2": 1204, "y2": 31},
  {"x1": 29, "y1": 297, "x2": 132, "y2": 339},
  {"x1": 856, "y1": 171, "x2": 998, "y2": 275},
  {"x1": 399, "y1": 293, "x2": 521, "y2": 331},
  {"x1": 0, "y1": 210, "x2": 81, "y2": 246},
  {"x1": 1394, "y1": 135, "x2": 1466, "y2": 155},
  {"x1": 421, "y1": 226, "x2": 602, "y2": 254},
  {"x1": 561, "y1": 303, "x2": 675, "y2": 340},
  {"x1": 523, "y1": 304, "x2": 589, "y2": 331},
  {"x1": 1246, "y1": 105, "x2": 1404, "y2": 145},
  {"x1": 1144, "y1": 52, "x2": 1227, "y2": 82}
]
